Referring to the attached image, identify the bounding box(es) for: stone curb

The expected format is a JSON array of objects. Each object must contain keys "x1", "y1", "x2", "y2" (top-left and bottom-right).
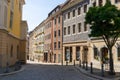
[
  {"x1": 0, "y1": 66, "x2": 25, "y2": 76},
  {"x1": 75, "y1": 66, "x2": 119, "y2": 80}
]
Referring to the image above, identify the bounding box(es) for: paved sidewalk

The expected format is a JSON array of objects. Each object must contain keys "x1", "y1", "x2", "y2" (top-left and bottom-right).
[
  {"x1": 0, "y1": 64, "x2": 23, "y2": 76},
  {"x1": 0, "y1": 66, "x2": 15, "y2": 74},
  {"x1": 75, "y1": 64, "x2": 120, "y2": 80}
]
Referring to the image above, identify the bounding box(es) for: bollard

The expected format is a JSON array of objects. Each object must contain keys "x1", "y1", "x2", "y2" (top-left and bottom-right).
[
  {"x1": 90, "y1": 62, "x2": 93, "y2": 74},
  {"x1": 101, "y1": 63, "x2": 104, "y2": 77},
  {"x1": 74, "y1": 60, "x2": 75, "y2": 66},
  {"x1": 79, "y1": 60, "x2": 81, "y2": 67},
  {"x1": 66, "y1": 61, "x2": 68, "y2": 66},
  {"x1": 82, "y1": 61, "x2": 85, "y2": 69},
  {"x1": 61, "y1": 60, "x2": 63, "y2": 66},
  {"x1": 85, "y1": 61, "x2": 88, "y2": 71}
]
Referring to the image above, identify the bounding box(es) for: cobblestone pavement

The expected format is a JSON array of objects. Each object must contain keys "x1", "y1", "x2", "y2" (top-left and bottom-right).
[{"x1": 0, "y1": 62, "x2": 99, "y2": 80}]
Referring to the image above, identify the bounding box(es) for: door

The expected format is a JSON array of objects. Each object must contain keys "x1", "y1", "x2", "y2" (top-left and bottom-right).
[{"x1": 82, "y1": 47, "x2": 88, "y2": 63}]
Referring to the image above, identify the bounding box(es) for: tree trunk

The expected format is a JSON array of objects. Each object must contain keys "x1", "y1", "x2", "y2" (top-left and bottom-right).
[{"x1": 108, "y1": 47, "x2": 115, "y2": 75}]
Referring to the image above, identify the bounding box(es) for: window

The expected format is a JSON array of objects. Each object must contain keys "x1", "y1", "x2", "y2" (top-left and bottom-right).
[
  {"x1": 99, "y1": 0, "x2": 103, "y2": 6},
  {"x1": 64, "y1": 14, "x2": 66, "y2": 20},
  {"x1": 68, "y1": 26, "x2": 70, "y2": 34},
  {"x1": 84, "y1": 4, "x2": 87, "y2": 13},
  {"x1": 58, "y1": 41, "x2": 60, "y2": 49},
  {"x1": 78, "y1": 7, "x2": 81, "y2": 15},
  {"x1": 64, "y1": 27, "x2": 66, "y2": 35},
  {"x1": 76, "y1": 46, "x2": 80, "y2": 61},
  {"x1": 4, "y1": 6, "x2": 7, "y2": 27},
  {"x1": 73, "y1": 25, "x2": 76, "y2": 34},
  {"x1": 10, "y1": 45, "x2": 13, "y2": 57},
  {"x1": 58, "y1": 16, "x2": 60, "y2": 24},
  {"x1": 78, "y1": 23, "x2": 81, "y2": 32},
  {"x1": 68, "y1": 12, "x2": 70, "y2": 19},
  {"x1": 73, "y1": 9, "x2": 75, "y2": 17},
  {"x1": 94, "y1": 47, "x2": 99, "y2": 60},
  {"x1": 11, "y1": 0, "x2": 14, "y2": 9},
  {"x1": 10, "y1": 11, "x2": 13, "y2": 29},
  {"x1": 58, "y1": 30, "x2": 60, "y2": 36},
  {"x1": 93, "y1": 2, "x2": 96, "y2": 7},
  {"x1": 115, "y1": 0, "x2": 120, "y2": 3},
  {"x1": 54, "y1": 42, "x2": 56, "y2": 49},
  {"x1": 54, "y1": 31, "x2": 56, "y2": 37},
  {"x1": 117, "y1": 47, "x2": 120, "y2": 60},
  {"x1": 65, "y1": 47, "x2": 70, "y2": 61},
  {"x1": 54, "y1": 18, "x2": 56, "y2": 25},
  {"x1": 19, "y1": 1, "x2": 21, "y2": 12},
  {"x1": 84, "y1": 22, "x2": 87, "y2": 31}
]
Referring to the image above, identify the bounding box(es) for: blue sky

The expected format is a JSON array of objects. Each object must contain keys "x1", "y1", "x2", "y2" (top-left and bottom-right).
[{"x1": 23, "y1": 0, "x2": 66, "y2": 32}]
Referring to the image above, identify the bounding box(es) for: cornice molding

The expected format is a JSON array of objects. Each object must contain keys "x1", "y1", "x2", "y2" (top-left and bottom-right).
[{"x1": 62, "y1": 0, "x2": 83, "y2": 12}]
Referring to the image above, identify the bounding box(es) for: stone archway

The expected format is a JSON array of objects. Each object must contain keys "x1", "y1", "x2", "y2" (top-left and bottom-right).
[{"x1": 101, "y1": 47, "x2": 109, "y2": 63}]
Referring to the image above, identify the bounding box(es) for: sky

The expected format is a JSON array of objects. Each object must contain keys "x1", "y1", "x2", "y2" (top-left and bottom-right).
[{"x1": 23, "y1": 0, "x2": 66, "y2": 32}]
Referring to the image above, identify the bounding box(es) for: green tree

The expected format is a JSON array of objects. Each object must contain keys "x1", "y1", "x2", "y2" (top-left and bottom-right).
[{"x1": 85, "y1": 0, "x2": 120, "y2": 75}]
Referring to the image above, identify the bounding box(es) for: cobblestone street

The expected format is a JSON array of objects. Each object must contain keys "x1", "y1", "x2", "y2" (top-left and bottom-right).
[{"x1": 0, "y1": 61, "x2": 99, "y2": 80}]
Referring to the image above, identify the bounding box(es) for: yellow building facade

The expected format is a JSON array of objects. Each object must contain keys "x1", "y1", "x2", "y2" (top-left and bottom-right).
[{"x1": 0, "y1": 0, "x2": 27, "y2": 67}]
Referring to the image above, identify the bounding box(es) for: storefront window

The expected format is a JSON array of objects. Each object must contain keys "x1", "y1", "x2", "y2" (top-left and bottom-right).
[
  {"x1": 94, "y1": 47, "x2": 99, "y2": 60},
  {"x1": 76, "y1": 46, "x2": 80, "y2": 61}
]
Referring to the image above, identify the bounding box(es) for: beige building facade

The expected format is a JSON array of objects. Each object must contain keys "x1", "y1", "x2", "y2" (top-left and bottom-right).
[
  {"x1": 44, "y1": 18, "x2": 52, "y2": 62},
  {"x1": 29, "y1": 31, "x2": 35, "y2": 61},
  {"x1": 33, "y1": 21, "x2": 45, "y2": 62},
  {"x1": 20, "y1": 21, "x2": 28, "y2": 63}
]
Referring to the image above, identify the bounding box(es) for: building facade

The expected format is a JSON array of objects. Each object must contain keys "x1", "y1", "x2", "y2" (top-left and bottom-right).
[
  {"x1": 89, "y1": 0, "x2": 120, "y2": 69},
  {"x1": 28, "y1": 0, "x2": 120, "y2": 67},
  {"x1": 62, "y1": 0, "x2": 120, "y2": 69},
  {"x1": 33, "y1": 21, "x2": 45, "y2": 62},
  {"x1": 20, "y1": 21, "x2": 28, "y2": 63},
  {"x1": 62, "y1": 0, "x2": 91, "y2": 65},
  {"x1": 29, "y1": 31, "x2": 35, "y2": 61},
  {"x1": 0, "y1": 0, "x2": 27, "y2": 67},
  {"x1": 48, "y1": 5, "x2": 63, "y2": 63},
  {"x1": 44, "y1": 18, "x2": 52, "y2": 62}
]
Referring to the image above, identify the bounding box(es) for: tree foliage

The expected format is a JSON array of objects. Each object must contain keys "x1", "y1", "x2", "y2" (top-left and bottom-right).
[
  {"x1": 86, "y1": 0, "x2": 120, "y2": 48},
  {"x1": 85, "y1": 0, "x2": 120, "y2": 75}
]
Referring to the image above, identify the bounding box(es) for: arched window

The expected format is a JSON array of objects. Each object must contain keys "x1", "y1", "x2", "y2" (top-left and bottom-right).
[
  {"x1": 101, "y1": 47, "x2": 108, "y2": 63},
  {"x1": 117, "y1": 47, "x2": 120, "y2": 60}
]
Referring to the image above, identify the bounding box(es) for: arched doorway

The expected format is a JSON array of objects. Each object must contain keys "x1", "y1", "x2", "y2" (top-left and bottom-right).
[
  {"x1": 101, "y1": 47, "x2": 109, "y2": 64},
  {"x1": 82, "y1": 46, "x2": 88, "y2": 63}
]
